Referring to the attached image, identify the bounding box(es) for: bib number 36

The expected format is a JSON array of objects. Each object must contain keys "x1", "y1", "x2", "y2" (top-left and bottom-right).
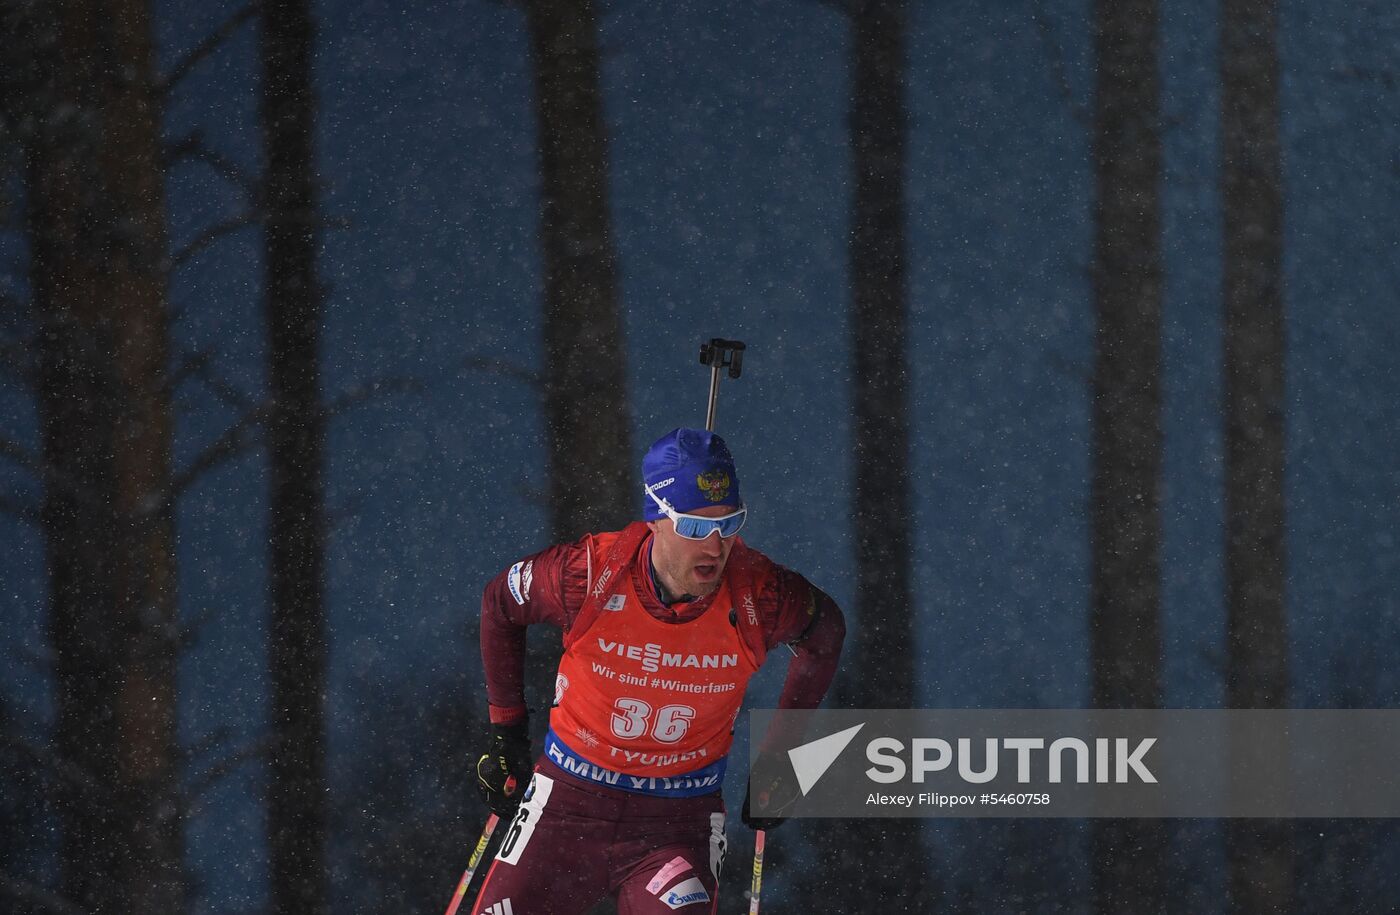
[{"x1": 609, "y1": 698, "x2": 695, "y2": 743}]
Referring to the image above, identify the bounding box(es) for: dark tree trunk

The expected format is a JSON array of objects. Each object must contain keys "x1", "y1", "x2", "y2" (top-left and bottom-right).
[
  {"x1": 1088, "y1": 0, "x2": 1166, "y2": 910},
  {"x1": 524, "y1": 0, "x2": 634, "y2": 545},
  {"x1": 1221, "y1": 0, "x2": 1292, "y2": 910},
  {"x1": 807, "y1": 0, "x2": 928, "y2": 905},
  {"x1": 521, "y1": 0, "x2": 633, "y2": 718},
  {"x1": 259, "y1": 1, "x2": 330, "y2": 913},
  {"x1": 23, "y1": 1, "x2": 183, "y2": 910},
  {"x1": 847, "y1": 0, "x2": 911, "y2": 712}
]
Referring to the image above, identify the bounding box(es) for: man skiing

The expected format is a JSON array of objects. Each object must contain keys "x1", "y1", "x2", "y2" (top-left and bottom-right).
[{"x1": 470, "y1": 427, "x2": 845, "y2": 914}]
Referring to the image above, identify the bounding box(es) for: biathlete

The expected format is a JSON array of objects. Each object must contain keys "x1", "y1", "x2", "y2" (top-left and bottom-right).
[{"x1": 470, "y1": 427, "x2": 845, "y2": 914}]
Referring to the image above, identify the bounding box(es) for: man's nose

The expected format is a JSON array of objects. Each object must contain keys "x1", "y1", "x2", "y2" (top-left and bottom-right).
[{"x1": 698, "y1": 533, "x2": 723, "y2": 556}]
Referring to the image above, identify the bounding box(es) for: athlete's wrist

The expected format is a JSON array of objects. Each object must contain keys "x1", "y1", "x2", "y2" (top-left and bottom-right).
[{"x1": 489, "y1": 703, "x2": 528, "y2": 726}]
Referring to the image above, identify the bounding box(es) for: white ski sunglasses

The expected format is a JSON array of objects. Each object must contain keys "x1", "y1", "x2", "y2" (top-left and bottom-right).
[{"x1": 644, "y1": 483, "x2": 748, "y2": 540}]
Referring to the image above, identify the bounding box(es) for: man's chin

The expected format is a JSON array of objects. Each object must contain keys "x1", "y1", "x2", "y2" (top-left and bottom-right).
[{"x1": 687, "y1": 572, "x2": 723, "y2": 596}]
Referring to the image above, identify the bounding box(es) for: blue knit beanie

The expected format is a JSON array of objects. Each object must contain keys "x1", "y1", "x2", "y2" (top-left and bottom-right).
[{"x1": 641, "y1": 428, "x2": 742, "y2": 519}]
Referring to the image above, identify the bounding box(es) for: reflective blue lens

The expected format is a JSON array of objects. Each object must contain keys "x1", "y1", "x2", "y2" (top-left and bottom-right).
[{"x1": 673, "y1": 507, "x2": 746, "y2": 540}]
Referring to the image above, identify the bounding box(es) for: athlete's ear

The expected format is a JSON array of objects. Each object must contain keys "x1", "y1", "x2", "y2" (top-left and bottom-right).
[{"x1": 645, "y1": 519, "x2": 661, "y2": 535}]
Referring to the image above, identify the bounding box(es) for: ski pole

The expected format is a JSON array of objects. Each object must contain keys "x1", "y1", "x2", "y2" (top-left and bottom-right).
[
  {"x1": 698, "y1": 338, "x2": 745, "y2": 431},
  {"x1": 443, "y1": 811, "x2": 502, "y2": 915},
  {"x1": 747, "y1": 829, "x2": 765, "y2": 915},
  {"x1": 446, "y1": 773, "x2": 522, "y2": 915}
]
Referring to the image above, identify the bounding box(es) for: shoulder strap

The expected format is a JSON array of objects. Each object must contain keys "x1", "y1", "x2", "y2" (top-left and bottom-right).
[{"x1": 564, "y1": 522, "x2": 650, "y2": 648}]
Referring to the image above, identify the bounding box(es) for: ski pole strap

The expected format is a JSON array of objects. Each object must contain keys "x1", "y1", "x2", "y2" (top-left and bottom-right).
[{"x1": 748, "y1": 830, "x2": 765, "y2": 915}]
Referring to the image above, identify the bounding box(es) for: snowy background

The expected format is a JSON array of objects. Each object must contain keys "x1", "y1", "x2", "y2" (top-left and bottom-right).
[{"x1": 3, "y1": 0, "x2": 1399, "y2": 911}]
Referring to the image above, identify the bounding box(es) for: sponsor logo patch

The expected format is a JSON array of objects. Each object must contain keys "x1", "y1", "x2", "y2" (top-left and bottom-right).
[
  {"x1": 742, "y1": 592, "x2": 758, "y2": 626},
  {"x1": 554, "y1": 673, "x2": 569, "y2": 704},
  {"x1": 507, "y1": 561, "x2": 532, "y2": 606},
  {"x1": 605, "y1": 594, "x2": 626, "y2": 612},
  {"x1": 480, "y1": 899, "x2": 514, "y2": 915},
  {"x1": 647, "y1": 856, "x2": 691, "y2": 895},
  {"x1": 592, "y1": 566, "x2": 615, "y2": 598},
  {"x1": 662, "y1": 876, "x2": 710, "y2": 909},
  {"x1": 596, "y1": 638, "x2": 738, "y2": 674},
  {"x1": 696, "y1": 469, "x2": 731, "y2": 502}
]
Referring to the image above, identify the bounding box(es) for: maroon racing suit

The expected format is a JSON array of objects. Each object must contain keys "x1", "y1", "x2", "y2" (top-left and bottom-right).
[{"x1": 472, "y1": 526, "x2": 845, "y2": 915}]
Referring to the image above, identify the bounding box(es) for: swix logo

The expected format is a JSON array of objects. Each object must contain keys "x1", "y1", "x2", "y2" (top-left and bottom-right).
[
  {"x1": 742, "y1": 593, "x2": 757, "y2": 626},
  {"x1": 597, "y1": 639, "x2": 739, "y2": 674},
  {"x1": 480, "y1": 900, "x2": 514, "y2": 915},
  {"x1": 592, "y1": 566, "x2": 615, "y2": 598}
]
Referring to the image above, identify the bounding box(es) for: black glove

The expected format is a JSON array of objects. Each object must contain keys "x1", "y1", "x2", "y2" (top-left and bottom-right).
[
  {"x1": 742, "y1": 752, "x2": 801, "y2": 831},
  {"x1": 476, "y1": 719, "x2": 534, "y2": 817}
]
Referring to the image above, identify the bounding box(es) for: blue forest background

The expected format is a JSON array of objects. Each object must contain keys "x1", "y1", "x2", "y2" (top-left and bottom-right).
[{"x1": 2, "y1": 0, "x2": 1399, "y2": 912}]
